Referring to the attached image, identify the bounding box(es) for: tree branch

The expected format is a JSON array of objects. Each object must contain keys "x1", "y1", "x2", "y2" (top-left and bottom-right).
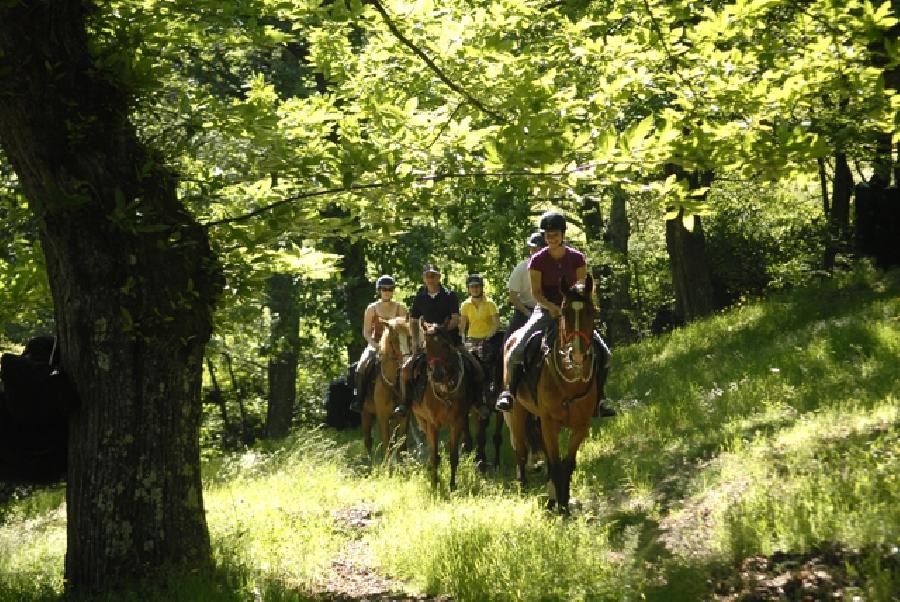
[
  {"x1": 202, "y1": 161, "x2": 647, "y2": 228},
  {"x1": 368, "y1": 0, "x2": 507, "y2": 123}
]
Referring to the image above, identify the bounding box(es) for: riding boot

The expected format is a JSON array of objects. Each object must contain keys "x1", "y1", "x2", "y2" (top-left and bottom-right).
[
  {"x1": 495, "y1": 367, "x2": 522, "y2": 412},
  {"x1": 393, "y1": 376, "x2": 412, "y2": 417}
]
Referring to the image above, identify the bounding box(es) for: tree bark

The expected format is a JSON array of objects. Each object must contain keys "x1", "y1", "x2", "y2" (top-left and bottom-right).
[
  {"x1": 824, "y1": 152, "x2": 854, "y2": 270},
  {"x1": 265, "y1": 273, "x2": 300, "y2": 438},
  {"x1": 664, "y1": 168, "x2": 715, "y2": 323},
  {"x1": 0, "y1": 1, "x2": 221, "y2": 593},
  {"x1": 602, "y1": 185, "x2": 636, "y2": 343}
]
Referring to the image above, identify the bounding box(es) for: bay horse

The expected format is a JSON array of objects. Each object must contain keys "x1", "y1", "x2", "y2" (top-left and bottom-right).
[
  {"x1": 361, "y1": 317, "x2": 410, "y2": 459},
  {"x1": 412, "y1": 322, "x2": 475, "y2": 489},
  {"x1": 465, "y1": 331, "x2": 505, "y2": 470},
  {"x1": 503, "y1": 275, "x2": 608, "y2": 510}
]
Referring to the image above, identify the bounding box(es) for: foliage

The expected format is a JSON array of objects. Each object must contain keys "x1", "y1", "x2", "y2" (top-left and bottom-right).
[{"x1": 703, "y1": 178, "x2": 826, "y2": 306}]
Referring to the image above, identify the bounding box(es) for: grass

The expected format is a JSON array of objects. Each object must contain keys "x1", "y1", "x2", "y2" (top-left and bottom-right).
[{"x1": 1, "y1": 264, "x2": 898, "y2": 600}]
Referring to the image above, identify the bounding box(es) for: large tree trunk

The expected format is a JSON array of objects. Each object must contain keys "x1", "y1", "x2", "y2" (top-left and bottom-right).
[
  {"x1": 265, "y1": 273, "x2": 300, "y2": 438},
  {"x1": 0, "y1": 1, "x2": 221, "y2": 593},
  {"x1": 602, "y1": 186, "x2": 636, "y2": 343},
  {"x1": 824, "y1": 152, "x2": 854, "y2": 270},
  {"x1": 664, "y1": 169, "x2": 715, "y2": 323}
]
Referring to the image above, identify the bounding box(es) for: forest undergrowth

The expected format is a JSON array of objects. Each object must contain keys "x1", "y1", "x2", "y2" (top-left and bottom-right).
[{"x1": 1, "y1": 265, "x2": 897, "y2": 601}]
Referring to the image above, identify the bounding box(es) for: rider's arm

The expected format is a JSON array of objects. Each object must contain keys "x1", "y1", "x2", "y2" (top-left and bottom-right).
[
  {"x1": 530, "y1": 268, "x2": 560, "y2": 318},
  {"x1": 509, "y1": 290, "x2": 531, "y2": 317},
  {"x1": 411, "y1": 316, "x2": 423, "y2": 350},
  {"x1": 447, "y1": 312, "x2": 460, "y2": 332},
  {"x1": 362, "y1": 305, "x2": 377, "y2": 346},
  {"x1": 576, "y1": 265, "x2": 588, "y2": 285},
  {"x1": 487, "y1": 308, "x2": 500, "y2": 338},
  {"x1": 458, "y1": 312, "x2": 468, "y2": 340}
]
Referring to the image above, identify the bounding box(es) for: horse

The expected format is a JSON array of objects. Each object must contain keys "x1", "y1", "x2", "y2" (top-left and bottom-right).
[
  {"x1": 464, "y1": 331, "x2": 505, "y2": 470},
  {"x1": 360, "y1": 317, "x2": 410, "y2": 459},
  {"x1": 412, "y1": 322, "x2": 476, "y2": 490},
  {"x1": 503, "y1": 275, "x2": 608, "y2": 510}
]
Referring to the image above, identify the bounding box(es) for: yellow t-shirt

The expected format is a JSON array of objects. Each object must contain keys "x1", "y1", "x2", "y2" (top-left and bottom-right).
[{"x1": 460, "y1": 297, "x2": 498, "y2": 339}]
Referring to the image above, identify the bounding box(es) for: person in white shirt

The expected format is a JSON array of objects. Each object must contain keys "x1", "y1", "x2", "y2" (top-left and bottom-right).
[{"x1": 505, "y1": 232, "x2": 546, "y2": 341}]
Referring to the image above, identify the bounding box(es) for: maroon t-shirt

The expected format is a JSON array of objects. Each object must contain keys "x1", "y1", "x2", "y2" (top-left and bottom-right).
[{"x1": 527, "y1": 246, "x2": 586, "y2": 305}]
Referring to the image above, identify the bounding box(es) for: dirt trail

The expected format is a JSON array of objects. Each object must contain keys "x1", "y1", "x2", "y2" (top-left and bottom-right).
[{"x1": 317, "y1": 504, "x2": 449, "y2": 602}]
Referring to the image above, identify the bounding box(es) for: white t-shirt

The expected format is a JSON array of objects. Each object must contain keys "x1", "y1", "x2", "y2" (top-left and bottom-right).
[{"x1": 507, "y1": 259, "x2": 536, "y2": 308}]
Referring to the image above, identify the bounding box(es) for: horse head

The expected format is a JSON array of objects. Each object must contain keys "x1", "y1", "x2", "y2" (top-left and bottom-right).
[
  {"x1": 422, "y1": 322, "x2": 459, "y2": 389},
  {"x1": 378, "y1": 316, "x2": 410, "y2": 361},
  {"x1": 559, "y1": 275, "x2": 595, "y2": 370}
]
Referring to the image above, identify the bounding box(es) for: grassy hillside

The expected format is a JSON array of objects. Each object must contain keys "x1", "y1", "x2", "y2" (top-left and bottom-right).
[{"x1": 1, "y1": 265, "x2": 897, "y2": 601}]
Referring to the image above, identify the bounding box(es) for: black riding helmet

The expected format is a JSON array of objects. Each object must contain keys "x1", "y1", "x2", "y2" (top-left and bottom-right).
[
  {"x1": 539, "y1": 210, "x2": 567, "y2": 233},
  {"x1": 527, "y1": 231, "x2": 547, "y2": 248},
  {"x1": 375, "y1": 275, "x2": 395, "y2": 291},
  {"x1": 466, "y1": 273, "x2": 484, "y2": 286}
]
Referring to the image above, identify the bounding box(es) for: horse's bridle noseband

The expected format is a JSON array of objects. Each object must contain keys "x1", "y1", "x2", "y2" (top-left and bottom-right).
[{"x1": 554, "y1": 298, "x2": 594, "y2": 384}]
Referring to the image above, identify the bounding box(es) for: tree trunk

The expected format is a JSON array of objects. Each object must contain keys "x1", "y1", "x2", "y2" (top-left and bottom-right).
[
  {"x1": 265, "y1": 273, "x2": 300, "y2": 438},
  {"x1": 824, "y1": 152, "x2": 854, "y2": 270},
  {"x1": 0, "y1": 1, "x2": 220, "y2": 593},
  {"x1": 603, "y1": 186, "x2": 636, "y2": 343},
  {"x1": 323, "y1": 207, "x2": 369, "y2": 364},
  {"x1": 664, "y1": 169, "x2": 715, "y2": 323}
]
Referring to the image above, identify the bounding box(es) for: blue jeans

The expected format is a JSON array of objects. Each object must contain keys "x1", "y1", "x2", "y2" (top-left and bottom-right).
[{"x1": 506, "y1": 305, "x2": 554, "y2": 385}]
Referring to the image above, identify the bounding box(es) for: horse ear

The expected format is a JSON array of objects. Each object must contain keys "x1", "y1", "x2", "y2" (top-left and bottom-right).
[
  {"x1": 560, "y1": 276, "x2": 570, "y2": 296},
  {"x1": 584, "y1": 274, "x2": 594, "y2": 296}
]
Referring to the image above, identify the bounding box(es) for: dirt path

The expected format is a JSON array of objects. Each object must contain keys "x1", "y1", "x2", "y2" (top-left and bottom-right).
[{"x1": 317, "y1": 504, "x2": 449, "y2": 602}]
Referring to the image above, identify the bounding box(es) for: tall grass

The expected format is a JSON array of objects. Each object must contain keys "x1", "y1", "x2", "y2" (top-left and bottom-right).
[{"x1": 1, "y1": 264, "x2": 897, "y2": 600}]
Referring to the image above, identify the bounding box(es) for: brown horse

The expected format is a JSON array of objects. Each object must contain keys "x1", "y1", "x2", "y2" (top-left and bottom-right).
[
  {"x1": 412, "y1": 323, "x2": 475, "y2": 489},
  {"x1": 361, "y1": 317, "x2": 410, "y2": 459},
  {"x1": 465, "y1": 332, "x2": 505, "y2": 470},
  {"x1": 503, "y1": 275, "x2": 607, "y2": 510}
]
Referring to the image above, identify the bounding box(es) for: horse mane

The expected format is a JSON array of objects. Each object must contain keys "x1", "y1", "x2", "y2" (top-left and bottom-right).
[{"x1": 378, "y1": 317, "x2": 408, "y2": 356}]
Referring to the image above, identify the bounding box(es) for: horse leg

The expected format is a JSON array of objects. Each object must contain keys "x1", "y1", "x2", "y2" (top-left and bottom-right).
[
  {"x1": 461, "y1": 415, "x2": 473, "y2": 455},
  {"x1": 540, "y1": 418, "x2": 563, "y2": 511},
  {"x1": 491, "y1": 409, "x2": 503, "y2": 469},
  {"x1": 505, "y1": 403, "x2": 528, "y2": 488},
  {"x1": 424, "y1": 422, "x2": 440, "y2": 487},
  {"x1": 361, "y1": 410, "x2": 374, "y2": 458},
  {"x1": 557, "y1": 425, "x2": 589, "y2": 510},
  {"x1": 448, "y1": 413, "x2": 468, "y2": 491},
  {"x1": 396, "y1": 414, "x2": 409, "y2": 454},
  {"x1": 475, "y1": 406, "x2": 488, "y2": 473},
  {"x1": 377, "y1": 407, "x2": 392, "y2": 464}
]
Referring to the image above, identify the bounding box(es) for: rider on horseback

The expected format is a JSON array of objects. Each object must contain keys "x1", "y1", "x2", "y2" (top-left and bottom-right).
[
  {"x1": 506, "y1": 232, "x2": 546, "y2": 338},
  {"x1": 350, "y1": 275, "x2": 407, "y2": 412},
  {"x1": 460, "y1": 273, "x2": 500, "y2": 418},
  {"x1": 496, "y1": 211, "x2": 615, "y2": 417},
  {"x1": 394, "y1": 264, "x2": 483, "y2": 417}
]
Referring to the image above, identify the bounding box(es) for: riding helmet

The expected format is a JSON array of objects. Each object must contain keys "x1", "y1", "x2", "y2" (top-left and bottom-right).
[
  {"x1": 466, "y1": 273, "x2": 484, "y2": 286},
  {"x1": 527, "y1": 231, "x2": 547, "y2": 248},
  {"x1": 375, "y1": 275, "x2": 395, "y2": 290},
  {"x1": 539, "y1": 210, "x2": 567, "y2": 233}
]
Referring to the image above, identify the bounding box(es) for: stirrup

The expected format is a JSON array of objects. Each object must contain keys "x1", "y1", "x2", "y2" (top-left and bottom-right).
[{"x1": 495, "y1": 391, "x2": 514, "y2": 412}]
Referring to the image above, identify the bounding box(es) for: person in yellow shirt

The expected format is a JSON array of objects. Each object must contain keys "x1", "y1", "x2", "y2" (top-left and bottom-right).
[
  {"x1": 459, "y1": 273, "x2": 498, "y2": 418},
  {"x1": 459, "y1": 273, "x2": 499, "y2": 343}
]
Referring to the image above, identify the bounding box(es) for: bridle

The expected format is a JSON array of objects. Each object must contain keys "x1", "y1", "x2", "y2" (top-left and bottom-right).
[
  {"x1": 425, "y1": 333, "x2": 465, "y2": 404},
  {"x1": 552, "y1": 298, "x2": 595, "y2": 384}
]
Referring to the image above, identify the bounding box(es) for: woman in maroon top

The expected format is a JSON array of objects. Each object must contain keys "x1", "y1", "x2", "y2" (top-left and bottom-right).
[{"x1": 496, "y1": 211, "x2": 587, "y2": 412}]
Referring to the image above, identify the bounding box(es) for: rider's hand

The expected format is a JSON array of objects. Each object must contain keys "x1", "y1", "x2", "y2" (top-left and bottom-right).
[{"x1": 548, "y1": 305, "x2": 562, "y2": 319}]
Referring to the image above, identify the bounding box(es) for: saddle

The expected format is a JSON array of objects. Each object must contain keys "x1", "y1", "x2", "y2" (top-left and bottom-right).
[{"x1": 515, "y1": 325, "x2": 611, "y2": 404}]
